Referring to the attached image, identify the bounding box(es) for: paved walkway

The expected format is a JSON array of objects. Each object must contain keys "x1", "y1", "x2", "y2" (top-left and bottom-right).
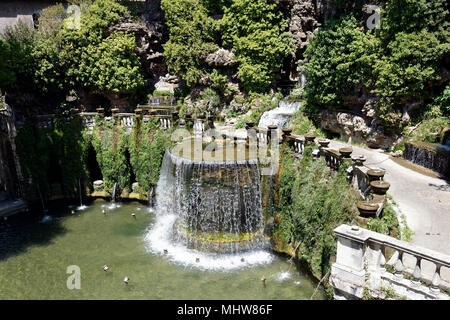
[{"x1": 329, "y1": 140, "x2": 450, "y2": 285}]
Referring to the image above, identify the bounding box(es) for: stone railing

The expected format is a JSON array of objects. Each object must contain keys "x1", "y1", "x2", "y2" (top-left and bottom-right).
[
  {"x1": 36, "y1": 114, "x2": 57, "y2": 129},
  {"x1": 352, "y1": 165, "x2": 371, "y2": 198},
  {"x1": 330, "y1": 224, "x2": 450, "y2": 300},
  {"x1": 323, "y1": 148, "x2": 343, "y2": 170},
  {"x1": 147, "y1": 95, "x2": 177, "y2": 106},
  {"x1": 291, "y1": 136, "x2": 305, "y2": 155},
  {"x1": 118, "y1": 113, "x2": 135, "y2": 131},
  {"x1": 79, "y1": 112, "x2": 98, "y2": 132},
  {"x1": 158, "y1": 116, "x2": 172, "y2": 131}
]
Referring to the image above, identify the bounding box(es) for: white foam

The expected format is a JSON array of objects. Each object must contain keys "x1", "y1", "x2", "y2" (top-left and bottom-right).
[
  {"x1": 143, "y1": 212, "x2": 273, "y2": 271},
  {"x1": 76, "y1": 205, "x2": 89, "y2": 211},
  {"x1": 274, "y1": 271, "x2": 292, "y2": 281},
  {"x1": 258, "y1": 100, "x2": 301, "y2": 129},
  {"x1": 143, "y1": 152, "x2": 274, "y2": 271}
]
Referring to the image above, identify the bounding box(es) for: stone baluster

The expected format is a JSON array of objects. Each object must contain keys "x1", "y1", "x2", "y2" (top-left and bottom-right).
[
  {"x1": 430, "y1": 264, "x2": 441, "y2": 295},
  {"x1": 411, "y1": 257, "x2": 422, "y2": 287},
  {"x1": 378, "y1": 245, "x2": 386, "y2": 274},
  {"x1": 395, "y1": 251, "x2": 404, "y2": 280}
]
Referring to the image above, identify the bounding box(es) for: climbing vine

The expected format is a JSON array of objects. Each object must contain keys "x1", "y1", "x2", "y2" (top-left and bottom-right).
[
  {"x1": 129, "y1": 118, "x2": 172, "y2": 194},
  {"x1": 15, "y1": 116, "x2": 89, "y2": 203},
  {"x1": 268, "y1": 145, "x2": 359, "y2": 284}
]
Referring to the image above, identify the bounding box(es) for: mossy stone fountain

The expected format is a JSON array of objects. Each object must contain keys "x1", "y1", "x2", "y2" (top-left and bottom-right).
[
  {"x1": 367, "y1": 169, "x2": 385, "y2": 182},
  {"x1": 339, "y1": 147, "x2": 353, "y2": 158},
  {"x1": 370, "y1": 180, "x2": 390, "y2": 195},
  {"x1": 357, "y1": 201, "x2": 379, "y2": 217},
  {"x1": 167, "y1": 138, "x2": 264, "y2": 253},
  {"x1": 318, "y1": 139, "x2": 330, "y2": 148}
]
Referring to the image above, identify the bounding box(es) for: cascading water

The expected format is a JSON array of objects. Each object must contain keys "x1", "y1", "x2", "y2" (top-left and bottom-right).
[
  {"x1": 148, "y1": 186, "x2": 155, "y2": 208},
  {"x1": 77, "y1": 178, "x2": 88, "y2": 211},
  {"x1": 404, "y1": 142, "x2": 450, "y2": 178},
  {"x1": 144, "y1": 140, "x2": 273, "y2": 270},
  {"x1": 107, "y1": 182, "x2": 121, "y2": 210},
  {"x1": 258, "y1": 100, "x2": 302, "y2": 129},
  {"x1": 111, "y1": 182, "x2": 117, "y2": 203}
]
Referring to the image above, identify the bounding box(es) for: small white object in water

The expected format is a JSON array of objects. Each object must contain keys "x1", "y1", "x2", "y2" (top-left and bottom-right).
[
  {"x1": 123, "y1": 277, "x2": 129, "y2": 284},
  {"x1": 294, "y1": 281, "x2": 301, "y2": 285},
  {"x1": 102, "y1": 209, "x2": 106, "y2": 215},
  {"x1": 40, "y1": 215, "x2": 52, "y2": 223},
  {"x1": 103, "y1": 265, "x2": 109, "y2": 272},
  {"x1": 131, "y1": 213, "x2": 136, "y2": 219},
  {"x1": 276, "y1": 271, "x2": 291, "y2": 281}
]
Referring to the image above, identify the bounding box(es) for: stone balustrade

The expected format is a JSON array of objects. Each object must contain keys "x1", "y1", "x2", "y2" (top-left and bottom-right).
[
  {"x1": 159, "y1": 117, "x2": 172, "y2": 131},
  {"x1": 36, "y1": 114, "x2": 56, "y2": 129},
  {"x1": 323, "y1": 148, "x2": 343, "y2": 170},
  {"x1": 119, "y1": 113, "x2": 134, "y2": 132},
  {"x1": 352, "y1": 165, "x2": 371, "y2": 199},
  {"x1": 291, "y1": 135, "x2": 304, "y2": 155},
  {"x1": 147, "y1": 95, "x2": 177, "y2": 106},
  {"x1": 330, "y1": 224, "x2": 450, "y2": 300}
]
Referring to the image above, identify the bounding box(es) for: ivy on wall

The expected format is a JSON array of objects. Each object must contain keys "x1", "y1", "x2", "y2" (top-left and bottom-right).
[
  {"x1": 267, "y1": 145, "x2": 359, "y2": 285},
  {"x1": 129, "y1": 118, "x2": 172, "y2": 194},
  {"x1": 16, "y1": 115, "x2": 174, "y2": 204},
  {"x1": 15, "y1": 116, "x2": 89, "y2": 203}
]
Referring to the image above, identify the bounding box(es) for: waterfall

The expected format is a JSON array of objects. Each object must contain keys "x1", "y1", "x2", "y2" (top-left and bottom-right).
[
  {"x1": 148, "y1": 186, "x2": 155, "y2": 208},
  {"x1": 258, "y1": 100, "x2": 301, "y2": 129},
  {"x1": 111, "y1": 182, "x2": 117, "y2": 203},
  {"x1": 107, "y1": 182, "x2": 121, "y2": 210},
  {"x1": 36, "y1": 183, "x2": 47, "y2": 213},
  {"x1": 144, "y1": 151, "x2": 273, "y2": 270},
  {"x1": 404, "y1": 142, "x2": 450, "y2": 178},
  {"x1": 77, "y1": 179, "x2": 88, "y2": 211}
]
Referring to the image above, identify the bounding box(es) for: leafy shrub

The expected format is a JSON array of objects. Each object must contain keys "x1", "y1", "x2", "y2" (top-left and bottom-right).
[{"x1": 221, "y1": 0, "x2": 295, "y2": 93}]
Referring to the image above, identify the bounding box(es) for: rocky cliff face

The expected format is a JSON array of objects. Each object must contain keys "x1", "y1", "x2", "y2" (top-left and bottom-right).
[{"x1": 320, "y1": 100, "x2": 399, "y2": 149}]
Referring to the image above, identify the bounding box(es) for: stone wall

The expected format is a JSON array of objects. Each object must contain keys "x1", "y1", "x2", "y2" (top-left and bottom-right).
[{"x1": 0, "y1": 1, "x2": 61, "y2": 35}]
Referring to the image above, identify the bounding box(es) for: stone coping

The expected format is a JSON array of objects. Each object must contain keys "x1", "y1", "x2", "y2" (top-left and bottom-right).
[{"x1": 334, "y1": 224, "x2": 450, "y2": 268}]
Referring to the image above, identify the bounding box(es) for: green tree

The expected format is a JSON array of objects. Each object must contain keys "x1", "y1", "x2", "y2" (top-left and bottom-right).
[
  {"x1": 303, "y1": 16, "x2": 377, "y2": 112},
  {"x1": 221, "y1": 0, "x2": 295, "y2": 92},
  {"x1": 161, "y1": 0, "x2": 218, "y2": 86}
]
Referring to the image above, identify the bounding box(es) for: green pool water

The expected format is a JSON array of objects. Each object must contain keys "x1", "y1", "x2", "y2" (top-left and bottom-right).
[{"x1": 0, "y1": 200, "x2": 325, "y2": 300}]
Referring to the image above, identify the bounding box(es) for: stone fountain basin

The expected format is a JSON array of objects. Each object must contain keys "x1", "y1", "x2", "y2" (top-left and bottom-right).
[
  {"x1": 357, "y1": 201, "x2": 379, "y2": 217},
  {"x1": 339, "y1": 147, "x2": 353, "y2": 157},
  {"x1": 370, "y1": 181, "x2": 390, "y2": 195},
  {"x1": 367, "y1": 169, "x2": 385, "y2": 181},
  {"x1": 318, "y1": 139, "x2": 330, "y2": 147}
]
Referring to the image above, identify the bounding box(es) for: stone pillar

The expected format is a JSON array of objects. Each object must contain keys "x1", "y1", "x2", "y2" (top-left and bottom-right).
[
  {"x1": 281, "y1": 128, "x2": 292, "y2": 144},
  {"x1": 330, "y1": 225, "x2": 367, "y2": 299},
  {"x1": 267, "y1": 125, "x2": 278, "y2": 144},
  {"x1": 171, "y1": 111, "x2": 179, "y2": 126},
  {"x1": 96, "y1": 108, "x2": 105, "y2": 118}
]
